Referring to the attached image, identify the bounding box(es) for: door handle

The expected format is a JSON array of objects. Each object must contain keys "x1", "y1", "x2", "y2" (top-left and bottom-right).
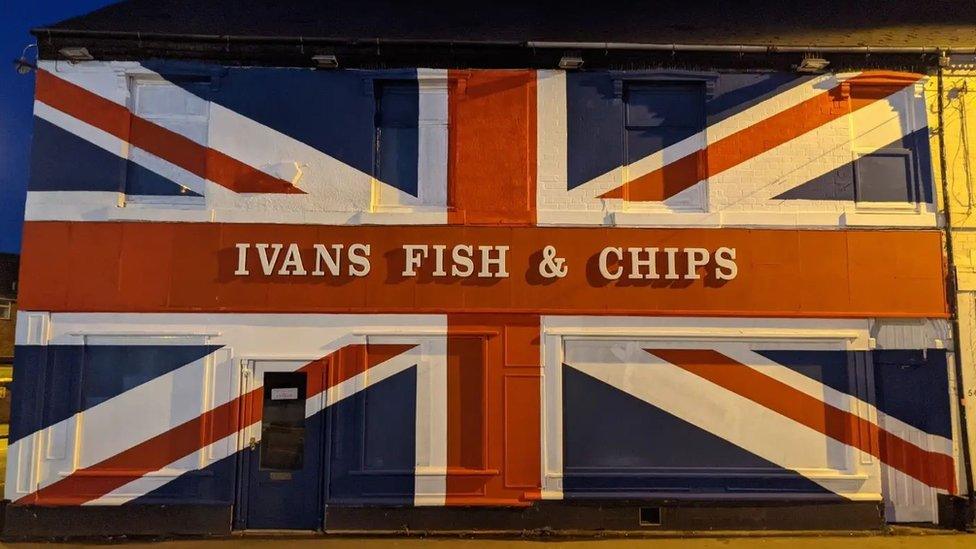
[{"x1": 249, "y1": 436, "x2": 257, "y2": 451}]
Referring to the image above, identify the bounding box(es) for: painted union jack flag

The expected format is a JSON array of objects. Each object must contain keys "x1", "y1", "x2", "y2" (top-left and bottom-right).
[{"x1": 9, "y1": 61, "x2": 956, "y2": 529}]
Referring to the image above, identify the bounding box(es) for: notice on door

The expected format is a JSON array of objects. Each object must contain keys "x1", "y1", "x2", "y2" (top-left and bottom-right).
[{"x1": 270, "y1": 387, "x2": 299, "y2": 400}]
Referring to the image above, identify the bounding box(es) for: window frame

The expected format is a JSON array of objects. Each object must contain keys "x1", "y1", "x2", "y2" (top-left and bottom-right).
[{"x1": 122, "y1": 72, "x2": 213, "y2": 207}]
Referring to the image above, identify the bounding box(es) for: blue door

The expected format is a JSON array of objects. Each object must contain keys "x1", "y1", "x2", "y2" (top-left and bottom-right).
[{"x1": 242, "y1": 360, "x2": 325, "y2": 530}]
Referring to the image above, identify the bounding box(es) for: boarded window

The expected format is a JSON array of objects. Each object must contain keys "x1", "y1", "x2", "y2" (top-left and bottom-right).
[
  {"x1": 127, "y1": 76, "x2": 210, "y2": 199},
  {"x1": 624, "y1": 82, "x2": 705, "y2": 165},
  {"x1": 374, "y1": 80, "x2": 419, "y2": 196},
  {"x1": 854, "y1": 149, "x2": 916, "y2": 203}
]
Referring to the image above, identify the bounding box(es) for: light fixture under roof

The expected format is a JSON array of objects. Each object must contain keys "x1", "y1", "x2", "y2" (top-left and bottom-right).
[
  {"x1": 58, "y1": 46, "x2": 94, "y2": 63},
  {"x1": 558, "y1": 53, "x2": 584, "y2": 70},
  {"x1": 312, "y1": 54, "x2": 339, "y2": 69},
  {"x1": 796, "y1": 55, "x2": 830, "y2": 73}
]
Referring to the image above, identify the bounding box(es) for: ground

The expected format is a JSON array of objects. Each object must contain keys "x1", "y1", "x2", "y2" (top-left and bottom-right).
[{"x1": 3, "y1": 531, "x2": 976, "y2": 548}]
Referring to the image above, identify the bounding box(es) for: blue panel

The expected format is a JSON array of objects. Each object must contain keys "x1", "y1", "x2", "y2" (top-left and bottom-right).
[
  {"x1": 9, "y1": 344, "x2": 220, "y2": 442},
  {"x1": 82, "y1": 345, "x2": 222, "y2": 408},
  {"x1": 28, "y1": 117, "x2": 200, "y2": 196},
  {"x1": 566, "y1": 72, "x2": 623, "y2": 190},
  {"x1": 774, "y1": 127, "x2": 932, "y2": 203},
  {"x1": 873, "y1": 350, "x2": 951, "y2": 439},
  {"x1": 328, "y1": 366, "x2": 416, "y2": 504},
  {"x1": 143, "y1": 62, "x2": 421, "y2": 196},
  {"x1": 375, "y1": 80, "x2": 419, "y2": 196},
  {"x1": 10, "y1": 345, "x2": 81, "y2": 444},
  {"x1": 562, "y1": 365, "x2": 834, "y2": 497},
  {"x1": 755, "y1": 350, "x2": 854, "y2": 396},
  {"x1": 759, "y1": 349, "x2": 951, "y2": 440},
  {"x1": 706, "y1": 73, "x2": 814, "y2": 126},
  {"x1": 29, "y1": 116, "x2": 124, "y2": 192},
  {"x1": 128, "y1": 450, "x2": 238, "y2": 505}
]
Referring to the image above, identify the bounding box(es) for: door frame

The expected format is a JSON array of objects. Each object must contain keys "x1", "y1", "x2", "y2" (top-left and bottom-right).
[{"x1": 233, "y1": 356, "x2": 331, "y2": 531}]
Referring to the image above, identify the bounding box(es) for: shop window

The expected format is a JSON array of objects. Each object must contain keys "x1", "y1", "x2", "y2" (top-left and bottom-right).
[
  {"x1": 0, "y1": 300, "x2": 10, "y2": 320},
  {"x1": 126, "y1": 76, "x2": 210, "y2": 202},
  {"x1": 260, "y1": 371, "x2": 308, "y2": 471}
]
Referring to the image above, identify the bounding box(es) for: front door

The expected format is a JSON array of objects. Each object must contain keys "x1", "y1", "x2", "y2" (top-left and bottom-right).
[{"x1": 241, "y1": 360, "x2": 325, "y2": 529}]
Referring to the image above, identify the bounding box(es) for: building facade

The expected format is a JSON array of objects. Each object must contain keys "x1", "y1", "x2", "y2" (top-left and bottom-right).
[{"x1": 6, "y1": 1, "x2": 976, "y2": 537}]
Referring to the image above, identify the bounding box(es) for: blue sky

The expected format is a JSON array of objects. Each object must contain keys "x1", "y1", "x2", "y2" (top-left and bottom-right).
[{"x1": 0, "y1": 1, "x2": 118, "y2": 253}]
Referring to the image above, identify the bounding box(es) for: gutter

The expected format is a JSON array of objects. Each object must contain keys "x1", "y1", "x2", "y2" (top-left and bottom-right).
[
  {"x1": 527, "y1": 41, "x2": 976, "y2": 55},
  {"x1": 31, "y1": 27, "x2": 976, "y2": 55}
]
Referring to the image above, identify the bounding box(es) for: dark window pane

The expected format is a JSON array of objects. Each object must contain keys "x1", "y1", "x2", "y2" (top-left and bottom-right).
[
  {"x1": 374, "y1": 81, "x2": 419, "y2": 196},
  {"x1": 260, "y1": 371, "x2": 307, "y2": 471},
  {"x1": 625, "y1": 84, "x2": 704, "y2": 129},
  {"x1": 854, "y1": 149, "x2": 915, "y2": 202}
]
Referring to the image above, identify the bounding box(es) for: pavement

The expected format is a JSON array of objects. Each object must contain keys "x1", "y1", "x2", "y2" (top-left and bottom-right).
[{"x1": 3, "y1": 531, "x2": 976, "y2": 548}]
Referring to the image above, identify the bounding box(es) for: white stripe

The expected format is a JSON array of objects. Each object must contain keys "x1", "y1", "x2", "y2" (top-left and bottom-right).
[
  {"x1": 566, "y1": 349, "x2": 882, "y2": 500},
  {"x1": 84, "y1": 348, "x2": 423, "y2": 505},
  {"x1": 724, "y1": 347, "x2": 953, "y2": 457},
  {"x1": 34, "y1": 101, "x2": 207, "y2": 196},
  {"x1": 570, "y1": 73, "x2": 862, "y2": 196}
]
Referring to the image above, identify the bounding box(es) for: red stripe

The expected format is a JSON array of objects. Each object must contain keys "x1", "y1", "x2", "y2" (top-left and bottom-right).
[
  {"x1": 34, "y1": 70, "x2": 303, "y2": 195},
  {"x1": 601, "y1": 71, "x2": 923, "y2": 201},
  {"x1": 647, "y1": 348, "x2": 956, "y2": 493},
  {"x1": 447, "y1": 70, "x2": 537, "y2": 225},
  {"x1": 18, "y1": 343, "x2": 415, "y2": 505}
]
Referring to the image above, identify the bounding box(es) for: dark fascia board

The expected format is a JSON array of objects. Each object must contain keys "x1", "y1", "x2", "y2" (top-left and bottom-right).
[{"x1": 29, "y1": 29, "x2": 956, "y2": 72}]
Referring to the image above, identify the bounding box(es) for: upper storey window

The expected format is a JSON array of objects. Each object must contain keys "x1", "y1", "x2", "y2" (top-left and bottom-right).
[{"x1": 125, "y1": 75, "x2": 211, "y2": 203}]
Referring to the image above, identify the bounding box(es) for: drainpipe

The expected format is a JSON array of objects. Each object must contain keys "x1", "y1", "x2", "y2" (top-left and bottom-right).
[{"x1": 936, "y1": 51, "x2": 976, "y2": 529}]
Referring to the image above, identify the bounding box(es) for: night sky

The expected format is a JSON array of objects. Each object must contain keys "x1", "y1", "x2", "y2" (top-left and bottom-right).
[{"x1": 0, "y1": 1, "x2": 118, "y2": 253}]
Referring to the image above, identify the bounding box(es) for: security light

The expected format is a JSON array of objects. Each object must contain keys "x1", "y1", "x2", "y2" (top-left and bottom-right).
[
  {"x1": 14, "y1": 43, "x2": 36, "y2": 74},
  {"x1": 59, "y1": 47, "x2": 94, "y2": 62},
  {"x1": 796, "y1": 56, "x2": 830, "y2": 73},
  {"x1": 312, "y1": 54, "x2": 339, "y2": 69},
  {"x1": 558, "y1": 54, "x2": 584, "y2": 70}
]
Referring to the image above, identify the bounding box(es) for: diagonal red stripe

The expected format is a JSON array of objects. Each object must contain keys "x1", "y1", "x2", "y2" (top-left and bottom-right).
[
  {"x1": 600, "y1": 71, "x2": 923, "y2": 201},
  {"x1": 646, "y1": 348, "x2": 956, "y2": 493},
  {"x1": 34, "y1": 70, "x2": 304, "y2": 195},
  {"x1": 18, "y1": 343, "x2": 416, "y2": 505}
]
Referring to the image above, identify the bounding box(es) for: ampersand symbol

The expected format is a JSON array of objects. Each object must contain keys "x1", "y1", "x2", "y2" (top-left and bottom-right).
[{"x1": 538, "y1": 245, "x2": 568, "y2": 279}]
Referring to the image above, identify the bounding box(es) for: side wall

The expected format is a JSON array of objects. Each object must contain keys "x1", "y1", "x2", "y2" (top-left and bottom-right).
[{"x1": 931, "y1": 61, "x2": 976, "y2": 514}]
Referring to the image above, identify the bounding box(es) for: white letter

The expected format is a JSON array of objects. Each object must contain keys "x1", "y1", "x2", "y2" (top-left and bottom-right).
[
  {"x1": 478, "y1": 245, "x2": 509, "y2": 278},
  {"x1": 312, "y1": 244, "x2": 343, "y2": 276},
  {"x1": 684, "y1": 248, "x2": 710, "y2": 279},
  {"x1": 402, "y1": 245, "x2": 428, "y2": 276},
  {"x1": 663, "y1": 247, "x2": 681, "y2": 280},
  {"x1": 627, "y1": 247, "x2": 659, "y2": 279},
  {"x1": 255, "y1": 243, "x2": 283, "y2": 276},
  {"x1": 599, "y1": 247, "x2": 623, "y2": 280},
  {"x1": 234, "y1": 243, "x2": 250, "y2": 275},
  {"x1": 348, "y1": 243, "x2": 371, "y2": 276},
  {"x1": 277, "y1": 243, "x2": 307, "y2": 276},
  {"x1": 452, "y1": 245, "x2": 474, "y2": 277},
  {"x1": 432, "y1": 245, "x2": 448, "y2": 277},
  {"x1": 715, "y1": 247, "x2": 738, "y2": 280}
]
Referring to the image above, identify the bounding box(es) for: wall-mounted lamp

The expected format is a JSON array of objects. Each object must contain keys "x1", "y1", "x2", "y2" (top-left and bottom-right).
[
  {"x1": 558, "y1": 53, "x2": 584, "y2": 70},
  {"x1": 14, "y1": 44, "x2": 37, "y2": 74},
  {"x1": 312, "y1": 54, "x2": 339, "y2": 69},
  {"x1": 796, "y1": 55, "x2": 830, "y2": 73},
  {"x1": 59, "y1": 46, "x2": 94, "y2": 63}
]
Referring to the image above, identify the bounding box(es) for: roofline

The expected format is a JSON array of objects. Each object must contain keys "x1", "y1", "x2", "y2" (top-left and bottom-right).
[{"x1": 32, "y1": 27, "x2": 976, "y2": 55}]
